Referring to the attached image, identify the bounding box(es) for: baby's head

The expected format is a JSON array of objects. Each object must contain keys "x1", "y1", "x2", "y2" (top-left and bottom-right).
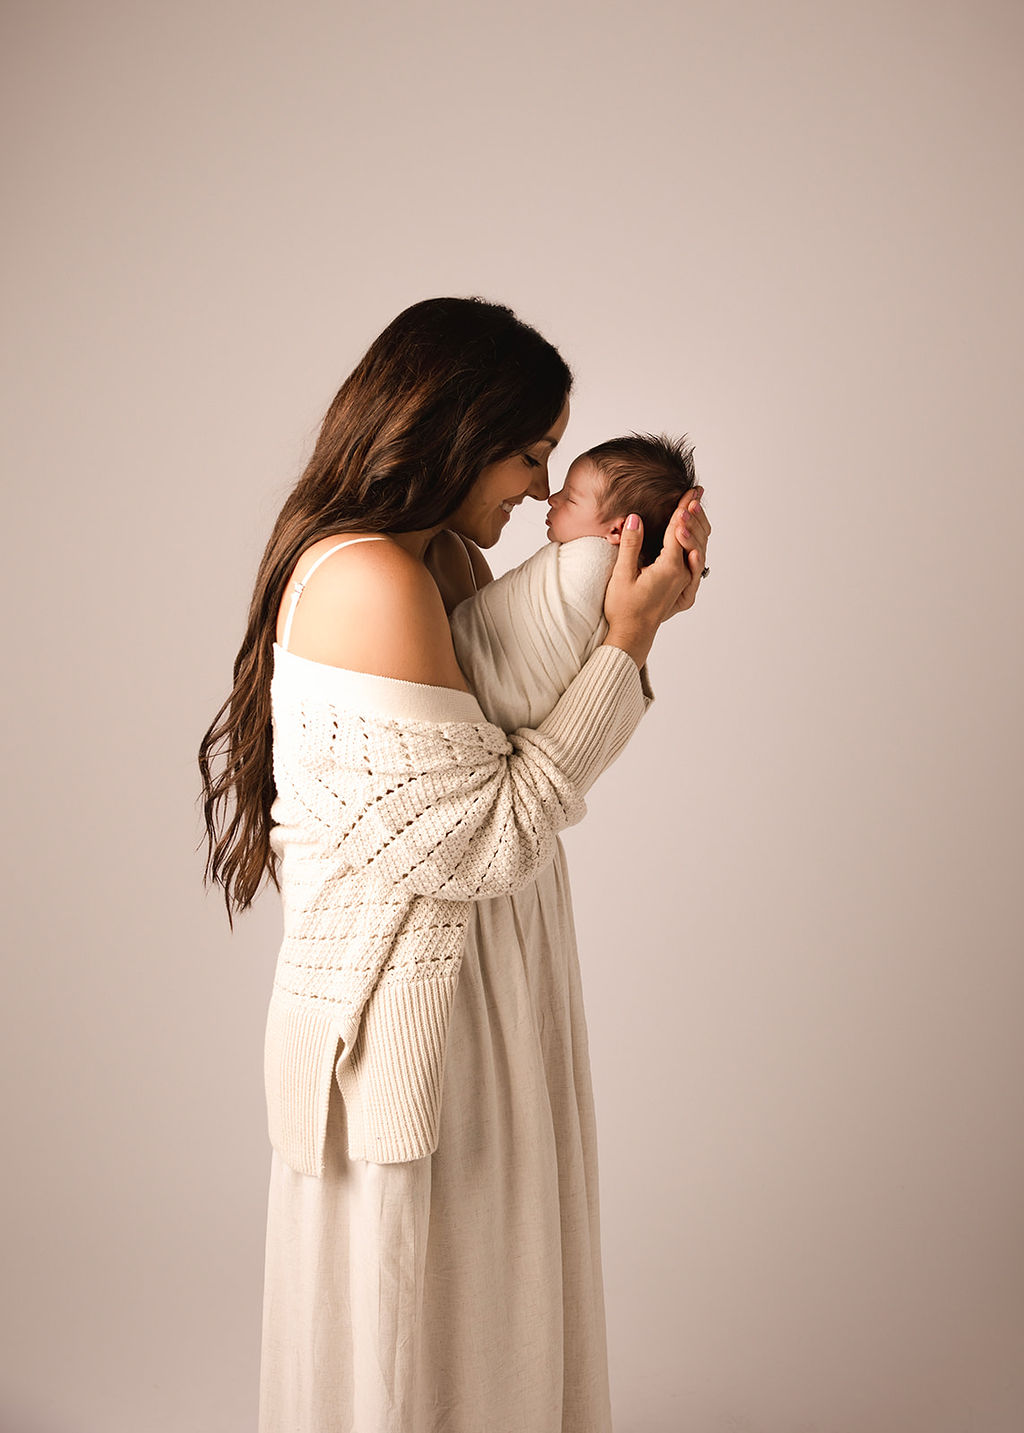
[{"x1": 545, "y1": 432, "x2": 698, "y2": 567}]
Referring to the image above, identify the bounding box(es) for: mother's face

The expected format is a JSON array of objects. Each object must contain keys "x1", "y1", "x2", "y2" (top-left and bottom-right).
[{"x1": 446, "y1": 399, "x2": 571, "y2": 548}]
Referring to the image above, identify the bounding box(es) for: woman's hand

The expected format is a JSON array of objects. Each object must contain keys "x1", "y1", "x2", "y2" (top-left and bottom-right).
[
  {"x1": 666, "y1": 487, "x2": 710, "y2": 616},
  {"x1": 602, "y1": 486, "x2": 711, "y2": 667}
]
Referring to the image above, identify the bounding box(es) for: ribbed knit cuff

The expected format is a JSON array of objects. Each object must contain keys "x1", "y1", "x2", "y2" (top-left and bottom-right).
[
  {"x1": 264, "y1": 993, "x2": 342, "y2": 1178},
  {"x1": 335, "y1": 974, "x2": 460, "y2": 1163},
  {"x1": 534, "y1": 642, "x2": 650, "y2": 796}
]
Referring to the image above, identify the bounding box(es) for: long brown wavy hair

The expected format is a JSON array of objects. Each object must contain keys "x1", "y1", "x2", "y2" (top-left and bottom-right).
[{"x1": 197, "y1": 296, "x2": 573, "y2": 926}]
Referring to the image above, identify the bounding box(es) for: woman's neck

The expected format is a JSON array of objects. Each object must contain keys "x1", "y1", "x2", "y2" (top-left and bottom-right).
[
  {"x1": 422, "y1": 529, "x2": 478, "y2": 613},
  {"x1": 385, "y1": 526, "x2": 441, "y2": 561}
]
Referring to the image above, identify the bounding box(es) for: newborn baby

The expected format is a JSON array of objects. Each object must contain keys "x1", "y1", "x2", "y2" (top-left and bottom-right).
[{"x1": 450, "y1": 432, "x2": 697, "y2": 732}]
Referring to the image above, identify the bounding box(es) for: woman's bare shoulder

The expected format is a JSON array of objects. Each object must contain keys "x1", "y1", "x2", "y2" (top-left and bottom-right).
[{"x1": 277, "y1": 533, "x2": 472, "y2": 691}]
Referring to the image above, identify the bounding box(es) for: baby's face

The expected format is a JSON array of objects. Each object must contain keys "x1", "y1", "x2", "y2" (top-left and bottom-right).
[{"x1": 545, "y1": 457, "x2": 620, "y2": 545}]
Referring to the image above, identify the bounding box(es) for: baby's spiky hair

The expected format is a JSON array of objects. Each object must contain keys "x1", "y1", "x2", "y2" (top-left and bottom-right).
[{"x1": 583, "y1": 432, "x2": 698, "y2": 566}]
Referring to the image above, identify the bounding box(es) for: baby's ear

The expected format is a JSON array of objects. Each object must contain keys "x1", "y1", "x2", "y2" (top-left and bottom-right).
[{"x1": 606, "y1": 517, "x2": 625, "y2": 546}]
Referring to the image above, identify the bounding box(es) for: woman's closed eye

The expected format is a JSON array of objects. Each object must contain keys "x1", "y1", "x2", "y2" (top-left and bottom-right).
[{"x1": 522, "y1": 454, "x2": 541, "y2": 469}]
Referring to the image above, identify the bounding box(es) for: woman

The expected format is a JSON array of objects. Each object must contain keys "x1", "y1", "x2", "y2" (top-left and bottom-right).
[{"x1": 198, "y1": 297, "x2": 711, "y2": 1433}]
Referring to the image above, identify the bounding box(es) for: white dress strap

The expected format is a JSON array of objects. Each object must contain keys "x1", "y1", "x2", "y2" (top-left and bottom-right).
[{"x1": 280, "y1": 536, "x2": 391, "y2": 652}]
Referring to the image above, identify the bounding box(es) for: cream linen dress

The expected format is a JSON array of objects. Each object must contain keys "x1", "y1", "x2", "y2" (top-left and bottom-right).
[
  {"x1": 259, "y1": 842, "x2": 612, "y2": 1432},
  {"x1": 259, "y1": 535, "x2": 625, "y2": 1433}
]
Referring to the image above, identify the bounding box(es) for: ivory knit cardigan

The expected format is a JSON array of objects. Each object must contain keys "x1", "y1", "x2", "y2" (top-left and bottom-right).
[{"x1": 265, "y1": 638, "x2": 654, "y2": 1176}]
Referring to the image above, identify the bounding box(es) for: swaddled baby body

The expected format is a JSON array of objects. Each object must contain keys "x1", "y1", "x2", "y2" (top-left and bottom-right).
[{"x1": 450, "y1": 432, "x2": 697, "y2": 731}]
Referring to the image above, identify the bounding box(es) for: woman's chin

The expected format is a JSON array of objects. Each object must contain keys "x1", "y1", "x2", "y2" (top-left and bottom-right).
[
  {"x1": 485, "y1": 508, "x2": 513, "y2": 545},
  {"x1": 457, "y1": 524, "x2": 499, "y2": 550}
]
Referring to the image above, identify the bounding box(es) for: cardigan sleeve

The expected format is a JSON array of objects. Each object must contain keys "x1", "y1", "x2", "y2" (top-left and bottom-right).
[{"x1": 293, "y1": 642, "x2": 653, "y2": 903}]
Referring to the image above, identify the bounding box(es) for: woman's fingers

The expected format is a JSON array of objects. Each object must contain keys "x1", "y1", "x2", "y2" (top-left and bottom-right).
[
  {"x1": 666, "y1": 538, "x2": 707, "y2": 617},
  {"x1": 683, "y1": 506, "x2": 710, "y2": 544},
  {"x1": 660, "y1": 492, "x2": 697, "y2": 561},
  {"x1": 671, "y1": 490, "x2": 709, "y2": 603},
  {"x1": 675, "y1": 525, "x2": 707, "y2": 572},
  {"x1": 675, "y1": 490, "x2": 710, "y2": 552}
]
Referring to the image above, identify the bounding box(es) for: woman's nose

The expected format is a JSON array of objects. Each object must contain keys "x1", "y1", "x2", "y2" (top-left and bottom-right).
[{"x1": 526, "y1": 468, "x2": 550, "y2": 501}]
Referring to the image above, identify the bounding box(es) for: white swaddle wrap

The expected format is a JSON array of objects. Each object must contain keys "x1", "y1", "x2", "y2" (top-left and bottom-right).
[{"x1": 449, "y1": 535, "x2": 618, "y2": 732}]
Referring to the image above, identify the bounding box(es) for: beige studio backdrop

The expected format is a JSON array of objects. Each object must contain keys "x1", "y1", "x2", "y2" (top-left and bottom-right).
[{"x1": 3, "y1": 2, "x2": 1022, "y2": 1430}]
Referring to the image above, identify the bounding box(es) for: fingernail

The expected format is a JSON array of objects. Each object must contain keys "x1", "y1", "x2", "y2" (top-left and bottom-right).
[{"x1": 626, "y1": 513, "x2": 640, "y2": 530}]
